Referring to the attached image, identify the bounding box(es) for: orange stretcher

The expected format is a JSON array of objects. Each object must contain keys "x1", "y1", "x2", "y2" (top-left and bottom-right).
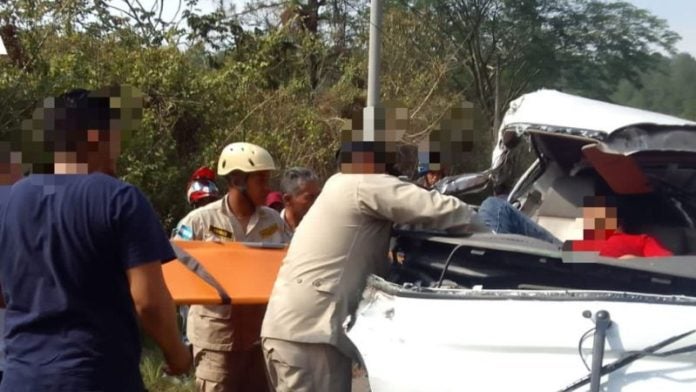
[{"x1": 162, "y1": 241, "x2": 288, "y2": 305}]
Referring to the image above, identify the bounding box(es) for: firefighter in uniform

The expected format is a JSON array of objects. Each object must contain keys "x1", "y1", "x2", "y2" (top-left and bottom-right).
[
  {"x1": 173, "y1": 142, "x2": 287, "y2": 392},
  {"x1": 261, "y1": 141, "x2": 478, "y2": 391}
]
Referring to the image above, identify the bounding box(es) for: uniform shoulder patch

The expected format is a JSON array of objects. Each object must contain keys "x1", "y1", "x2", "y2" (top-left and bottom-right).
[
  {"x1": 209, "y1": 225, "x2": 234, "y2": 239},
  {"x1": 176, "y1": 224, "x2": 194, "y2": 240},
  {"x1": 260, "y1": 224, "x2": 279, "y2": 238}
]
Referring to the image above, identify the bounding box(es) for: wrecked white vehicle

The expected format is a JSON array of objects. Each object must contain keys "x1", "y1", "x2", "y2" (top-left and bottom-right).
[{"x1": 347, "y1": 90, "x2": 696, "y2": 392}]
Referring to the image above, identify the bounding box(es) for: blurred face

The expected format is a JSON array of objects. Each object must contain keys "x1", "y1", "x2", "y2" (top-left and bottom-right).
[
  {"x1": 583, "y1": 206, "x2": 618, "y2": 240},
  {"x1": 83, "y1": 129, "x2": 121, "y2": 176},
  {"x1": 245, "y1": 170, "x2": 272, "y2": 207},
  {"x1": 341, "y1": 151, "x2": 385, "y2": 174},
  {"x1": 284, "y1": 180, "x2": 321, "y2": 221}
]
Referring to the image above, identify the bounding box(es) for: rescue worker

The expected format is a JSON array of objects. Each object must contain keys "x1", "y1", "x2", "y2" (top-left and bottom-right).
[
  {"x1": 187, "y1": 166, "x2": 221, "y2": 209},
  {"x1": 261, "y1": 141, "x2": 478, "y2": 391},
  {"x1": 174, "y1": 166, "x2": 221, "y2": 347},
  {"x1": 279, "y1": 167, "x2": 321, "y2": 237},
  {"x1": 173, "y1": 142, "x2": 287, "y2": 392},
  {"x1": 415, "y1": 162, "x2": 445, "y2": 189}
]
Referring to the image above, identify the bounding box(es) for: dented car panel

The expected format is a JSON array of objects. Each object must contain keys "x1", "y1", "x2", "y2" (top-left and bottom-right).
[
  {"x1": 348, "y1": 277, "x2": 696, "y2": 392},
  {"x1": 491, "y1": 89, "x2": 696, "y2": 172}
]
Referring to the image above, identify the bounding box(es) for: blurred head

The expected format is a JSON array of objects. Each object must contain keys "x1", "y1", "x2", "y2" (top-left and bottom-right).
[
  {"x1": 22, "y1": 86, "x2": 142, "y2": 176},
  {"x1": 281, "y1": 167, "x2": 321, "y2": 221},
  {"x1": 582, "y1": 195, "x2": 618, "y2": 240},
  {"x1": 51, "y1": 89, "x2": 119, "y2": 175},
  {"x1": 339, "y1": 107, "x2": 408, "y2": 176}
]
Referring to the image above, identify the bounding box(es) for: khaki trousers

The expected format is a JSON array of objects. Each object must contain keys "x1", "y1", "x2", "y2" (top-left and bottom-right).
[
  {"x1": 262, "y1": 338, "x2": 352, "y2": 392},
  {"x1": 193, "y1": 345, "x2": 269, "y2": 392}
]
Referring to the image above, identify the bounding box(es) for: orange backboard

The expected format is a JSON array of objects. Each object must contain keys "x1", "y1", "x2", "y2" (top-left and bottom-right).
[{"x1": 163, "y1": 241, "x2": 288, "y2": 305}]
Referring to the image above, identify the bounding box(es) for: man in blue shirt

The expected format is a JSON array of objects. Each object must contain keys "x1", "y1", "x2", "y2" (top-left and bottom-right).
[{"x1": 0, "y1": 88, "x2": 192, "y2": 391}]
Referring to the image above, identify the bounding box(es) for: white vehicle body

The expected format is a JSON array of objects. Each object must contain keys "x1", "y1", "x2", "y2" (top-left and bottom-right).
[
  {"x1": 349, "y1": 276, "x2": 696, "y2": 392},
  {"x1": 491, "y1": 89, "x2": 696, "y2": 169},
  {"x1": 348, "y1": 90, "x2": 696, "y2": 392}
]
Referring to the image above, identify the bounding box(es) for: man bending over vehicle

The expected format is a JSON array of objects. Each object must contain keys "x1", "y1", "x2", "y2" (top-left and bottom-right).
[{"x1": 261, "y1": 110, "x2": 478, "y2": 392}]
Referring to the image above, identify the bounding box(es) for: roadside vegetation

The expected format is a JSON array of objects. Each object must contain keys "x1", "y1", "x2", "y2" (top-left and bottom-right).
[{"x1": 141, "y1": 343, "x2": 194, "y2": 392}]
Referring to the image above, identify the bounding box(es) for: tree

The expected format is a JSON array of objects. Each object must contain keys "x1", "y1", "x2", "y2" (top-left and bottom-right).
[
  {"x1": 612, "y1": 53, "x2": 696, "y2": 120},
  {"x1": 400, "y1": 0, "x2": 679, "y2": 129}
]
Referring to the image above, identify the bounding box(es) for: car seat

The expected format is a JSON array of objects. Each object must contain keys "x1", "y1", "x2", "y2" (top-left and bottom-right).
[{"x1": 535, "y1": 176, "x2": 596, "y2": 242}]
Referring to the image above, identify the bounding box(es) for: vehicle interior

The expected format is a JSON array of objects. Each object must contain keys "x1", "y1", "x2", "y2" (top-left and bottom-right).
[{"x1": 391, "y1": 129, "x2": 696, "y2": 296}]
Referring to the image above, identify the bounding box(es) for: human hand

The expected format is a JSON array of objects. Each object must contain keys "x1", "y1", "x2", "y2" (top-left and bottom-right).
[{"x1": 163, "y1": 343, "x2": 193, "y2": 376}]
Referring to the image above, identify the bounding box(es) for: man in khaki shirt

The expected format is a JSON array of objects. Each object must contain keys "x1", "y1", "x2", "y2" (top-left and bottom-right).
[
  {"x1": 261, "y1": 144, "x2": 477, "y2": 391},
  {"x1": 173, "y1": 142, "x2": 287, "y2": 392}
]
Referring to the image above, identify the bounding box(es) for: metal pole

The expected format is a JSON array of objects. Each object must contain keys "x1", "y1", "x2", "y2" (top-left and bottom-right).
[
  {"x1": 367, "y1": 0, "x2": 382, "y2": 107},
  {"x1": 590, "y1": 310, "x2": 611, "y2": 392},
  {"x1": 493, "y1": 58, "x2": 500, "y2": 132}
]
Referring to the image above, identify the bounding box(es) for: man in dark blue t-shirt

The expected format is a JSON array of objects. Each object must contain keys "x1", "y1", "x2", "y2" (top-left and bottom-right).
[{"x1": 0, "y1": 88, "x2": 192, "y2": 391}]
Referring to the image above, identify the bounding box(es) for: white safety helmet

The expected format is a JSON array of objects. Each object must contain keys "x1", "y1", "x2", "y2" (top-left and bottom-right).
[{"x1": 217, "y1": 142, "x2": 276, "y2": 176}]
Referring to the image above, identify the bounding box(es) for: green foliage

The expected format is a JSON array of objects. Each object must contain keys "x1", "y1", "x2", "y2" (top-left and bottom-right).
[
  {"x1": 0, "y1": 0, "x2": 688, "y2": 225},
  {"x1": 611, "y1": 53, "x2": 696, "y2": 120},
  {"x1": 419, "y1": 0, "x2": 678, "y2": 124},
  {"x1": 140, "y1": 346, "x2": 194, "y2": 392}
]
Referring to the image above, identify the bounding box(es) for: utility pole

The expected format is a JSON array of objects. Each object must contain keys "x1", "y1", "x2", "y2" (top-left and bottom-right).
[
  {"x1": 366, "y1": 0, "x2": 382, "y2": 107},
  {"x1": 0, "y1": 36, "x2": 6, "y2": 56},
  {"x1": 487, "y1": 58, "x2": 501, "y2": 140},
  {"x1": 493, "y1": 57, "x2": 501, "y2": 133}
]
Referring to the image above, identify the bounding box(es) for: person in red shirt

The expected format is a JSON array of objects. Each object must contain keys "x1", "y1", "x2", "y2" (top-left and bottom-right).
[{"x1": 565, "y1": 195, "x2": 672, "y2": 258}]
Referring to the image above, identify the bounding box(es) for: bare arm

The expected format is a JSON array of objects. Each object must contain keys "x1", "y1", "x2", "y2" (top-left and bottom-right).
[{"x1": 127, "y1": 261, "x2": 192, "y2": 375}]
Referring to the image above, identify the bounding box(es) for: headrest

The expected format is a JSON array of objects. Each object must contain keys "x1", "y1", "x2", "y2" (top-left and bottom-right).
[{"x1": 537, "y1": 176, "x2": 596, "y2": 218}]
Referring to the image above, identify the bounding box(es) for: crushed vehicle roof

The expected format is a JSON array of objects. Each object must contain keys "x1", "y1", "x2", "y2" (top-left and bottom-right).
[
  {"x1": 500, "y1": 89, "x2": 696, "y2": 134},
  {"x1": 491, "y1": 89, "x2": 696, "y2": 169}
]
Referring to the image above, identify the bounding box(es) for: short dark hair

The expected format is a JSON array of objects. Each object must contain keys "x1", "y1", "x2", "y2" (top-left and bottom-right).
[
  {"x1": 582, "y1": 195, "x2": 618, "y2": 209},
  {"x1": 45, "y1": 89, "x2": 113, "y2": 153}
]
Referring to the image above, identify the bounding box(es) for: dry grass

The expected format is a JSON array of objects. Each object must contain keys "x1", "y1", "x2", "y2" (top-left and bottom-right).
[{"x1": 140, "y1": 339, "x2": 194, "y2": 392}]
